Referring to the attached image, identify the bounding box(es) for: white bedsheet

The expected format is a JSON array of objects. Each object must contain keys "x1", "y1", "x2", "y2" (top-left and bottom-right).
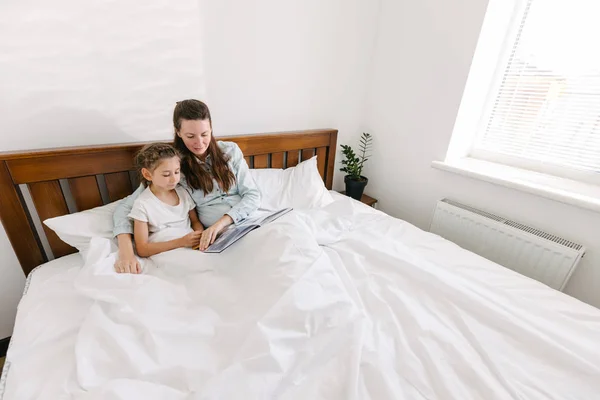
[{"x1": 2, "y1": 194, "x2": 600, "y2": 399}]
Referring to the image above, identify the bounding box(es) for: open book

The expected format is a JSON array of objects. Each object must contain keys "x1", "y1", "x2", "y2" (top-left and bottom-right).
[{"x1": 197, "y1": 208, "x2": 293, "y2": 253}]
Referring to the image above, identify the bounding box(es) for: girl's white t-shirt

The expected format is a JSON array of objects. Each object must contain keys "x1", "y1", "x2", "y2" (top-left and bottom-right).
[{"x1": 128, "y1": 186, "x2": 196, "y2": 237}]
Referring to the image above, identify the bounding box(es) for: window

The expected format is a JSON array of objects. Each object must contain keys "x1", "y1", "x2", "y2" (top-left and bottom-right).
[{"x1": 448, "y1": 0, "x2": 600, "y2": 186}]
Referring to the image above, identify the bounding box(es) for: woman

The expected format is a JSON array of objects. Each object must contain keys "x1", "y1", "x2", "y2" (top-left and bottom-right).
[{"x1": 113, "y1": 99, "x2": 261, "y2": 273}]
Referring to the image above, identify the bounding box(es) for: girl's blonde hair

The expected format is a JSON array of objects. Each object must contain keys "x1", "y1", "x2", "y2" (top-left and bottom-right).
[{"x1": 134, "y1": 142, "x2": 181, "y2": 186}]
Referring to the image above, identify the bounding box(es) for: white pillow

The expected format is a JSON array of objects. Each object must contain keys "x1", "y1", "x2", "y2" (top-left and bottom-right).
[
  {"x1": 44, "y1": 199, "x2": 123, "y2": 254},
  {"x1": 250, "y1": 156, "x2": 334, "y2": 210}
]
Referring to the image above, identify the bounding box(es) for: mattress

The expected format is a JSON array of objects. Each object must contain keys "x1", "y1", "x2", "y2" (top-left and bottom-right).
[
  {"x1": 2, "y1": 193, "x2": 599, "y2": 399},
  {"x1": 0, "y1": 253, "x2": 84, "y2": 398}
]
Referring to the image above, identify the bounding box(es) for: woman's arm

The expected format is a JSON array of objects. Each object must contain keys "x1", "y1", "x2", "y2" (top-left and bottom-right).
[
  {"x1": 113, "y1": 184, "x2": 144, "y2": 237},
  {"x1": 113, "y1": 184, "x2": 145, "y2": 274},
  {"x1": 197, "y1": 214, "x2": 233, "y2": 251},
  {"x1": 224, "y1": 143, "x2": 261, "y2": 223},
  {"x1": 115, "y1": 235, "x2": 141, "y2": 274},
  {"x1": 197, "y1": 143, "x2": 260, "y2": 251},
  {"x1": 133, "y1": 220, "x2": 202, "y2": 257}
]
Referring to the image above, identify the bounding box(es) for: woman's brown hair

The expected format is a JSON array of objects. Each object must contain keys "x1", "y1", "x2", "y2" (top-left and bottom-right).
[{"x1": 173, "y1": 100, "x2": 235, "y2": 194}]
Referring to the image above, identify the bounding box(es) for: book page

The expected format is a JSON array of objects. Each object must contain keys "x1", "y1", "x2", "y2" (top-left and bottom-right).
[
  {"x1": 252, "y1": 208, "x2": 293, "y2": 226},
  {"x1": 202, "y1": 208, "x2": 293, "y2": 253},
  {"x1": 236, "y1": 210, "x2": 270, "y2": 227},
  {"x1": 204, "y1": 224, "x2": 256, "y2": 253}
]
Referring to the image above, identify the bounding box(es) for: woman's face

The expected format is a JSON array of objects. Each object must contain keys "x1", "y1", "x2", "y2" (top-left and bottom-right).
[{"x1": 177, "y1": 119, "x2": 212, "y2": 158}]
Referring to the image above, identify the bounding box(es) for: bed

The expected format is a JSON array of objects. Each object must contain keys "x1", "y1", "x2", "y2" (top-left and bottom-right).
[{"x1": 1, "y1": 129, "x2": 599, "y2": 400}]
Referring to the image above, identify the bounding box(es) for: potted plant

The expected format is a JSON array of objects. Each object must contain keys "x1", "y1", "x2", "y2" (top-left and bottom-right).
[{"x1": 340, "y1": 132, "x2": 372, "y2": 201}]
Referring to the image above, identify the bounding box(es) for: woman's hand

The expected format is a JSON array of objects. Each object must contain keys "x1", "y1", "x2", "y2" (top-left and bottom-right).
[
  {"x1": 115, "y1": 234, "x2": 141, "y2": 274},
  {"x1": 180, "y1": 231, "x2": 203, "y2": 248},
  {"x1": 115, "y1": 252, "x2": 141, "y2": 274},
  {"x1": 198, "y1": 215, "x2": 234, "y2": 251},
  {"x1": 198, "y1": 225, "x2": 220, "y2": 251}
]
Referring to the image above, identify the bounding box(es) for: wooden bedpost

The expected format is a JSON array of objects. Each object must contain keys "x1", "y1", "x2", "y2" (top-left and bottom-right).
[
  {"x1": 326, "y1": 130, "x2": 338, "y2": 190},
  {"x1": 0, "y1": 161, "x2": 45, "y2": 275}
]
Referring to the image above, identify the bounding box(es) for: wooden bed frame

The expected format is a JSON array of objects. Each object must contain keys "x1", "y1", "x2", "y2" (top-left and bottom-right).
[{"x1": 0, "y1": 129, "x2": 338, "y2": 275}]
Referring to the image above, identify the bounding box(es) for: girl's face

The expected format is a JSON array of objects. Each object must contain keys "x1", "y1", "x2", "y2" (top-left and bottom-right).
[
  {"x1": 142, "y1": 156, "x2": 181, "y2": 191},
  {"x1": 177, "y1": 119, "x2": 212, "y2": 158}
]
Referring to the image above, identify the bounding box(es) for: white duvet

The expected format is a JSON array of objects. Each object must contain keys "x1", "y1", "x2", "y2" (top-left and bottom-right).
[{"x1": 2, "y1": 195, "x2": 600, "y2": 399}]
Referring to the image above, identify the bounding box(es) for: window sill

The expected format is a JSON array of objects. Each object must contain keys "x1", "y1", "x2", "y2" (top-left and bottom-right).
[{"x1": 431, "y1": 158, "x2": 600, "y2": 213}]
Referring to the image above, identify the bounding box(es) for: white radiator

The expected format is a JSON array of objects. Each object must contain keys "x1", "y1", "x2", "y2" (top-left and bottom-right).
[{"x1": 429, "y1": 199, "x2": 586, "y2": 291}]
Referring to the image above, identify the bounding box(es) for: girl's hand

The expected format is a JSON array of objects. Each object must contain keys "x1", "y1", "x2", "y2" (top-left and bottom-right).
[
  {"x1": 198, "y1": 225, "x2": 221, "y2": 251},
  {"x1": 180, "y1": 231, "x2": 203, "y2": 248}
]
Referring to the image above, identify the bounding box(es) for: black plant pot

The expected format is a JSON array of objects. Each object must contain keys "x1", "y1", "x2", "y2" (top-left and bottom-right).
[{"x1": 344, "y1": 175, "x2": 368, "y2": 201}]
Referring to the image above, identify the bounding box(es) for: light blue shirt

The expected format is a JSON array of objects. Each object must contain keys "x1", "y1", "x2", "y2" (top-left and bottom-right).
[{"x1": 112, "y1": 141, "x2": 261, "y2": 237}]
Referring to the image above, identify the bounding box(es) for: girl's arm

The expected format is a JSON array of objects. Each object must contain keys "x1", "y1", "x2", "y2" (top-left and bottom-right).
[
  {"x1": 133, "y1": 219, "x2": 202, "y2": 257},
  {"x1": 190, "y1": 208, "x2": 204, "y2": 233}
]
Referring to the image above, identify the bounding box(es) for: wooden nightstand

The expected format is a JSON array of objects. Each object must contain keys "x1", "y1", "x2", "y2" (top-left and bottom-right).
[{"x1": 339, "y1": 191, "x2": 378, "y2": 208}]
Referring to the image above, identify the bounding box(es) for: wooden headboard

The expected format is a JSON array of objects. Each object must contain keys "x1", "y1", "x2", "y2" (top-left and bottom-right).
[{"x1": 0, "y1": 128, "x2": 338, "y2": 275}]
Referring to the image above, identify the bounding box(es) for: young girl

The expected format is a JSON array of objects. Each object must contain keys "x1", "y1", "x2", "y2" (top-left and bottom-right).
[{"x1": 128, "y1": 143, "x2": 204, "y2": 258}]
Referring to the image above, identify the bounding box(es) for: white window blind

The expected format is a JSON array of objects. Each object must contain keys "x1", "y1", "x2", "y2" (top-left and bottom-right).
[{"x1": 473, "y1": 0, "x2": 600, "y2": 176}]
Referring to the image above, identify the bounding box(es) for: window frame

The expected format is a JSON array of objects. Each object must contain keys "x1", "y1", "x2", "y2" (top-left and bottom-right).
[{"x1": 446, "y1": 0, "x2": 600, "y2": 187}]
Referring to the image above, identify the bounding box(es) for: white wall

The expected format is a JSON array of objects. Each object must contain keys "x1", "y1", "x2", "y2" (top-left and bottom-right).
[
  {"x1": 364, "y1": 0, "x2": 600, "y2": 308},
  {"x1": 0, "y1": 0, "x2": 380, "y2": 337}
]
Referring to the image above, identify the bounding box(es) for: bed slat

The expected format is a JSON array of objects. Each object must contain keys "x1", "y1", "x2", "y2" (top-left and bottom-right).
[
  {"x1": 301, "y1": 148, "x2": 315, "y2": 161},
  {"x1": 286, "y1": 150, "x2": 299, "y2": 168},
  {"x1": 271, "y1": 152, "x2": 284, "y2": 169},
  {"x1": 316, "y1": 147, "x2": 327, "y2": 179},
  {"x1": 69, "y1": 176, "x2": 103, "y2": 211},
  {"x1": 28, "y1": 180, "x2": 76, "y2": 258},
  {"x1": 129, "y1": 170, "x2": 140, "y2": 189},
  {"x1": 105, "y1": 172, "x2": 133, "y2": 202},
  {"x1": 253, "y1": 154, "x2": 268, "y2": 169}
]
